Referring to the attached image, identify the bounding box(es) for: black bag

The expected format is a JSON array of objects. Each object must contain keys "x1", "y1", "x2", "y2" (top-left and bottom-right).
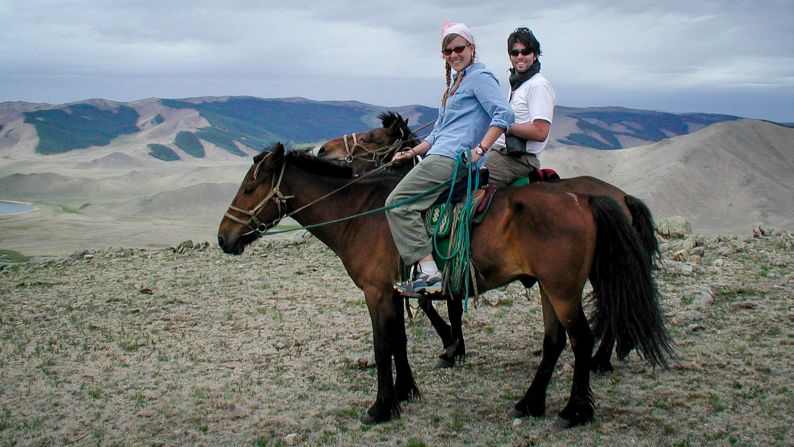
[{"x1": 505, "y1": 133, "x2": 527, "y2": 154}]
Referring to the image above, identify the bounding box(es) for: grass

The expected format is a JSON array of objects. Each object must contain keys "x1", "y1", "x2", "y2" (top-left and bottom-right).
[
  {"x1": 1, "y1": 235, "x2": 791, "y2": 445},
  {"x1": 24, "y1": 104, "x2": 139, "y2": 154},
  {"x1": 0, "y1": 407, "x2": 10, "y2": 431},
  {"x1": 147, "y1": 143, "x2": 180, "y2": 161},
  {"x1": 0, "y1": 249, "x2": 28, "y2": 264},
  {"x1": 174, "y1": 131, "x2": 205, "y2": 158}
]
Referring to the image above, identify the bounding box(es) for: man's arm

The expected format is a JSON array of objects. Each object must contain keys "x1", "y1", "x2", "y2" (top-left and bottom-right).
[{"x1": 507, "y1": 119, "x2": 551, "y2": 142}]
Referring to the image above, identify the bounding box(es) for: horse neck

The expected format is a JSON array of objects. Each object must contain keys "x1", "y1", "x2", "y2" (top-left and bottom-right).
[{"x1": 280, "y1": 163, "x2": 392, "y2": 249}]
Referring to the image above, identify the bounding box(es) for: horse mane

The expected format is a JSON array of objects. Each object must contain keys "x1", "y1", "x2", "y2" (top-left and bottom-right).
[
  {"x1": 378, "y1": 111, "x2": 419, "y2": 147},
  {"x1": 285, "y1": 147, "x2": 356, "y2": 179},
  {"x1": 379, "y1": 111, "x2": 403, "y2": 128},
  {"x1": 285, "y1": 146, "x2": 406, "y2": 196}
]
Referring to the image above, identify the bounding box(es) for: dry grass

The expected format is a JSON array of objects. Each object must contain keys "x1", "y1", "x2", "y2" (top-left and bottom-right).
[{"x1": 1, "y1": 232, "x2": 792, "y2": 446}]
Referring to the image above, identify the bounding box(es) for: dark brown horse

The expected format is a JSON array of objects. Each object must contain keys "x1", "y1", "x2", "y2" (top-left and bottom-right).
[
  {"x1": 218, "y1": 143, "x2": 673, "y2": 427},
  {"x1": 315, "y1": 111, "x2": 419, "y2": 176},
  {"x1": 316, "y1": 114, "x2": 660, "y2": 371}
]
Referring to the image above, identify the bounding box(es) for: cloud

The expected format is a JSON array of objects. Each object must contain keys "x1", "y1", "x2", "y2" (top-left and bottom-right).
[{"x1": 0, "y1": 1, "x2": 792, "y2": 121}]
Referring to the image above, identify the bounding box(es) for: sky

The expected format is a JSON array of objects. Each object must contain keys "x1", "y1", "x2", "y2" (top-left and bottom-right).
[{"x1": 1, "y1": 1, "x2": 793, "y2": 122}]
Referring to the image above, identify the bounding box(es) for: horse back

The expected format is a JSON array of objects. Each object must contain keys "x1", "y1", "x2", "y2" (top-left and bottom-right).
[{"x1": 470, "y1": 183, "x2": 597, "y2": 289}]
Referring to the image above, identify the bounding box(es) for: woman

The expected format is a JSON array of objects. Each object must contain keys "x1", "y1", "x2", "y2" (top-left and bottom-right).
[{"x1": 386, "y1": 21, "x2": 514, "y2": 294}]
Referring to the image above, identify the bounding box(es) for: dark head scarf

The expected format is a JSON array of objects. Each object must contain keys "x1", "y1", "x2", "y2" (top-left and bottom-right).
[{"x1": 509, "y1": 59, "x2": 541, "y2": 91}]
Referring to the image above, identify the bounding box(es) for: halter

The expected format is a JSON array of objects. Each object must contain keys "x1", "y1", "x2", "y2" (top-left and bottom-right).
[
  {"x1": 337, "y1": 121, "x2": 433, "y2": 168},
  {"x1": 342, "y1": 133, "x2": 365, "y2": 163},
  {"x1": 224, "y1": 160, "x2": 293, "y2": 236}
]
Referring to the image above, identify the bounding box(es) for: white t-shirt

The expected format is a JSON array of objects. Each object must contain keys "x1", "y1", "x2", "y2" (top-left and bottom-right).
[{"x1": 493, "y1": 73, "x2": 555, "y2": 155}]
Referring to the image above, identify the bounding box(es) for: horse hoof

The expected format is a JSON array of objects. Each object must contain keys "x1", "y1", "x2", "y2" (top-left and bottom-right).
[
  {"x1": 508, "y1": 407, "x2": 527, "y2": 419},
  {"x1": 435, "y1": 355, "x2": 455, "y2": 369},
  {"x1": 362, "y1": 402, "x2": 399, "y2": 424},
  {"x1": 361, "y1": 411, "x2": 397, "y2": 425},
  {"x1": 591, "y1": 360, "x2": 614, "y2": 373},
  {"x1": 554, "y1": 416, "x2": 576, "y2": 429},
  {"x1": 555, "y1": 405, "x2": 594, "y2": 429}
]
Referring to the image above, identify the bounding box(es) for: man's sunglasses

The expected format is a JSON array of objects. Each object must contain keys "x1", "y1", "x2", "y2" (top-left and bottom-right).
[
  {"x1": 442, "y1": 44, "x2": 469, "y2": 56},
  {"x1": 510, "y1": 48, "x2": 534, "y2": 56}
]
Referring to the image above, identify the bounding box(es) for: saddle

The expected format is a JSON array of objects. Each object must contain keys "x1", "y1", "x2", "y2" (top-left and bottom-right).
[{"x1": 412, "y1": 166, "x2": 560, "y2": 298}]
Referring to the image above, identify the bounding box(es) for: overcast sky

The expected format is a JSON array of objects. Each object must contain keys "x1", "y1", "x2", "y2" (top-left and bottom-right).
[{"x1": 1, "y1": 1, "x2": 793, "y2": 121}]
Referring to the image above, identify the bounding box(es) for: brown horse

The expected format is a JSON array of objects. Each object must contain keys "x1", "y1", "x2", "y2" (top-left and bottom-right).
[
  {"x1": 316, "y1": 114, "x2": 660, "y2": 371},
  {"x1": 315, "y1": 111, "x2": 419, "y2": 176},
  {"x1": 218, "y1": 143, "x2": 673, "y2": 427}
]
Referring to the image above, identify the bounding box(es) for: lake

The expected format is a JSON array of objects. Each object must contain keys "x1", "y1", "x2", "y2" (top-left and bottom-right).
[{"x1": 0, "y1": 201, "x2": 36, "y2": 215}]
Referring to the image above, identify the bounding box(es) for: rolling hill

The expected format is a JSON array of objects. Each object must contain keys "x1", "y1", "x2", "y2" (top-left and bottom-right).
[
  {"x1": 542, "y1": 119, "x2": 794, "y2": 233},
  {"x1": 0, "y1": 96, "x2": 744, "y2": 162}
]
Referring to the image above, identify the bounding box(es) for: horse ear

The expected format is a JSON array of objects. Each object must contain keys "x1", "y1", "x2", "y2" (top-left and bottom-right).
[{"x1": 269, "y1": 142, "x2": 286, "y2": 165}]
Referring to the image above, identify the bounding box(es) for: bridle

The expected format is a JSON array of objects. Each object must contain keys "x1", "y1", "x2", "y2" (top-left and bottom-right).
[
  {"x1": 223, "y1": 158, "x2": 292, "y2": 237},
  {"x1": 341, "y1": 132, "x2": 367, "y2": 163},
  {"x1": 337, "y1": 128, "x2": 417, "y2": 168}
]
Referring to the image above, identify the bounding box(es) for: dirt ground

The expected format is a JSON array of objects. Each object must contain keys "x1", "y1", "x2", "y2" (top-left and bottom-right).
[{"x1": 1, "y1": 229, "x2": 792, "y2": 446}]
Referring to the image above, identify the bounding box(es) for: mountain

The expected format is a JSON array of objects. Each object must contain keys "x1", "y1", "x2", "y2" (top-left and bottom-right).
[
  {"x1": 0, "y1": 97, "x2": 745, "y2": 162},
  {"x1": 549, "y1": 106, "x2": 741, "y2": 149},
  {"x1": 542, "y1": 119, "x2": 794, "y2": 233},
  {"x1": 1, "y1": 116, "x2": 792, "y2": 256}
]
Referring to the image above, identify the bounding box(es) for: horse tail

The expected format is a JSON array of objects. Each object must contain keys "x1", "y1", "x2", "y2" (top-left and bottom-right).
[
  {"x1": 625, "y1": 194, "x2": 661, "y2": 269},
  {"x1": 588, "y1": 195, "x2": 674, "y2": 368}
]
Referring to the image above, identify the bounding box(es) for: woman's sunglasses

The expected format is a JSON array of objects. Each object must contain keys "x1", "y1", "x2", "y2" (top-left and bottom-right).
[
  {"x1": 510, "y1": 48, "x2": 534, "y2": 56},
  {"x1": 442, "y1": 44, "x2": 469, "y2": 56}
]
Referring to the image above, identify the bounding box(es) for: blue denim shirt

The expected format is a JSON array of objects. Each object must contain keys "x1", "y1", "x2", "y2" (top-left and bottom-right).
[{"x1": 425, "y1": 62, "x2": 514, "y2": 167}]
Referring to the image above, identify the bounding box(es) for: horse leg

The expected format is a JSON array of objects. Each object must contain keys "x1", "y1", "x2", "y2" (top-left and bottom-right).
[
  {"x1": 362, "y1": 289, "x2": 406, "y2": 424},
  {"x1": 616, "y1": 336, "x2": 636, "y2": 361},
  {"x1": 433, "y1": 296, "x2": 466, "y2": 368},
  {"x1": 393, "y1": 292, "x2": 421, "y2": 403},
  {"x1": 447, "y1": 297, "x2": 466, "y2": 362},
  {"x1": 591, "y1": 328, "x2": 616, "y2": 373},
  {"x1": 511, "y1": 290, "x2": 566, "y2": 418},
  {"x1": 417, "y1": 297, "x2": 457, "y2": 368},
  {"x1": 554, "y1": 304, "x2": 595, "y2": 428}
]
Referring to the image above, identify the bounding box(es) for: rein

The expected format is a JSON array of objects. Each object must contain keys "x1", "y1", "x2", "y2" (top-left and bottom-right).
[{"x1": 224, "y1": 120, "x2": 448, "y2": 238}]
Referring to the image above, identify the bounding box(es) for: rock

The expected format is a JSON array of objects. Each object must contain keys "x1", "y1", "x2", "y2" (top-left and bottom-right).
[
  {"x1": 752, "y1": 223, "x2": 774, "y2": 238},
  {"x1": 674, "y1": 310, "x2": 705, "y2": 324},
  {"x1": 173, "y1": 240, "x2": 195, "y2": 253},
  {"x1": 714, "y1": 259, "x2": 725, "y2": 267},
  {"x1": 687, "y1": 288, "x2": 714, "y2": 309},
  {"x1": 682, "y1": 236, "x2": 702, "y2": 251},
  {"x1": 775, "y1": 231, "x2": 793, "y2": 250},
  {"x1": 512, "y1": 418, "x2": 523, "y2": 427},
  {"x1": 665, "y1": 261, "x2": 695, "y2": 276},
  {"x1": 284, "y1": 433, "x2": 300, "y2": 446},
  {"x1": 70, "y1": 249, "x2": 90, "y2": 260},
  {"x1": 656, "y1": 216, "x2": 692, "y2": 239}
]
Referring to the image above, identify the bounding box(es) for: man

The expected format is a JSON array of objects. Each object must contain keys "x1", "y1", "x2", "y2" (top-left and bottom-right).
[{"x1": 486, "y1": 27, "x2": 556, "y2": 187}]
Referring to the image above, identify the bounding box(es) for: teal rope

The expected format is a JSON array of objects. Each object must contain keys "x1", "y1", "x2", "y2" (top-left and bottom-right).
[
  {"x1": 263, "y1": 179, "x2": 449, "y2": 235},
  {"x1": 264, "y1": 154, "x2": 480, "y2": 311},
  {"x1": 428, "y1": 153, "x2": 479, "y2": 310}
]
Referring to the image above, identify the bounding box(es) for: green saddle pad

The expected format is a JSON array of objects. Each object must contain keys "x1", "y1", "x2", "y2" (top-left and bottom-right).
[{"x1": 422, "y1": 195, "x2": 485, "y2": 295}]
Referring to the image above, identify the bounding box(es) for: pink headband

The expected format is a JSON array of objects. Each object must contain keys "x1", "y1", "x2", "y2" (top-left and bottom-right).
[{"x1": 441, "y1": 21, "x2": 475, "y2": 46}]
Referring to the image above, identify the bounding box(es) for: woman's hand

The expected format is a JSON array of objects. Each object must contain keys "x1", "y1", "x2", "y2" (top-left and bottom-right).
[
  {"x1": 392, "y1": 148, "x2": 416, "y2": 164},
  {"x1": 462, "y1": 146, "x2": 485, "y2": 164}
]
